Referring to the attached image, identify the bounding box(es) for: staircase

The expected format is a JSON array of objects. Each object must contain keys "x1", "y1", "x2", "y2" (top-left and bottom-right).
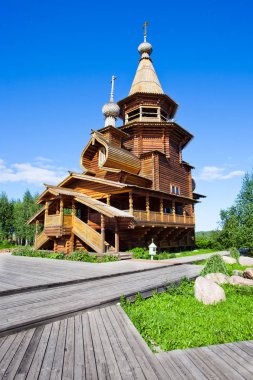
[
  {"x1": 35, "y1": 231, "x2": 50, "y2": 250},
  {"x1": 72, "y1": 215, "x2": 114, "y2": 254}
]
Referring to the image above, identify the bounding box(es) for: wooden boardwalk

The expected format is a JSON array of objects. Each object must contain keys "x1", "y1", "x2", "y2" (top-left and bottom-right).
[
  {"x1": 0, "y1": 304, "x2": 252, "y2": 380},
  {"x1": 0, "y1": 254, "x2": 168, "y2": 294},
  {"x1": 0, "y1": 264, "x2": 200, "y2": 335}
]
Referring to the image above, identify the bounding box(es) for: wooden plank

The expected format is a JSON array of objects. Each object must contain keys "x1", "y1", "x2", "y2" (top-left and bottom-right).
[
  {"x1": 0, "y1": 331, "x2": 27, "y2": 379},
  {"x1": 82, "y1": 313, "x2": 98, "y2": 380},
  {"x1": 38, "y1": 321, "x2": 60, "y2": 380},
  {"x1": 209, "y1": 344, "x2": 253, "y2": 379},
  {"x1": 15, "y1": 325, "x2": 45, "y2": 380},
  {"x1": 93, "y1": 309, "x2": 122, "y2": 380},
  {"x1": 167, "y1": 349, "x2": 208, "y2": 379},
  {"x1": 99, "y1": 307, "x2": 139, "y2": 380},
  {"x1": 156, "y1": 352, "x2": 185, "y2": 380},
  {"x1": 24, "y1": 324, "x2": 52, "y2": 380},
  {"x1": 73, "y1": 315, "x2": 85, "y2": 380},
  {"x1": 1, "y1": 329, "x2": 35, "y2": 380},
  {"x1": 109, "y1": 306, "x2": 165, "y2": 380},
  {"x1": 62, "y1": 317, "x2": 74, "y2": 380},
  {"x1": 199, "y1": 347, "x2": 245, "y2": 380},
  {"x1": 183, "y1": 348, "x2": 224, "y2": 380},
  {"x1": 88, "y1": 311, "x2": 110, "y2": 379},
  {"x1": 49, "y1": 319, "x2": 67, "y2": 380}
]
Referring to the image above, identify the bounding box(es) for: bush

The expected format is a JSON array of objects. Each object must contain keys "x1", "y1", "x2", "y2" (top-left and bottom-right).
[
  {"x1": 129, "y1": 247, "x2": 150, "y2": 259},
  {"x1": 201, "y1": 254, "x2": 228, "y2": 276},
  {"x1": 230, "y1": 247, "x2": 240, "y2": 261}
]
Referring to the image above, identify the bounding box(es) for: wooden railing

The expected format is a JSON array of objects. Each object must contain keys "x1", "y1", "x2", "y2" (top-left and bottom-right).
[
  {"x1": 132, "y1": 210, "x2": 194, "y2": 225},
  {"x1": 35, "y1": 231, "x2": 49, "y2": 249},
  {"x1": 45, "y1": 214, "x2": 61, "y2": 227},
  {"x1": 72, "y1": 215, "x2": 106, "y2": 254},
  {"x1": 63, "y1": 214, "x2": 72, "y2": 227}
]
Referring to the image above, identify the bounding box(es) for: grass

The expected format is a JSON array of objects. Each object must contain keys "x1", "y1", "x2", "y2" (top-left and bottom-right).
[
  {"x1": 0, "y1": 241, "x2": 21, "y2": 250},
  {"x1": 195, "y1": 260, "x2": 249, "y2": 275},
  {"x1": 130, "y1": 247, "x2": 216, "y2": 260},
  {"x1": 12, "y1": 247, "x2": 119, "y2": 263},
  {"x1": 121, "y1": 279, "x2": 253, "y2": 352}
]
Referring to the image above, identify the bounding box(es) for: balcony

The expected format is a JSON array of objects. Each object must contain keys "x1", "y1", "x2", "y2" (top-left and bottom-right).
[
  {"x1": 133, "y1": 210, "x2": 194, "y2": 225},
  {"x1": 44, "y1": 214, "x2": 72, "y2": 236}
]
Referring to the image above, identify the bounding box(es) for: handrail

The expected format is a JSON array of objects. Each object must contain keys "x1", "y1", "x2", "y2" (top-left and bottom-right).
[
  {"x1": 132, "y1": 210, "x2": 194, "y2": 224},
  {"x1": 73, "y1": 215, "x2": 112, "y2": 254},
  {"x1": 35, "y1": 231, "x2": 48, "y2": 249}
]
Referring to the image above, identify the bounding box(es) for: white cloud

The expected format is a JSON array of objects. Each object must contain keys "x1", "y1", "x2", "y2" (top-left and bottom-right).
[
  {"x1": 198, "y1": 166, "x2": 245, "y2": 181},
  {"x1": 0, "y1": 158, "x2": 67, "y2": 185}
]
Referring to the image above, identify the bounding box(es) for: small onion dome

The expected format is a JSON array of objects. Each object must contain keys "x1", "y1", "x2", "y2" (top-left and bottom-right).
[
  {"x1": 102, "y1": 101, "x2": 120, "y2": 118},
  {"x1": 138, "y1": 41, "x2": 153, "y2": 57},
  {"x1": 192, "y1": 178, "x2": 196, "y2": 192}
]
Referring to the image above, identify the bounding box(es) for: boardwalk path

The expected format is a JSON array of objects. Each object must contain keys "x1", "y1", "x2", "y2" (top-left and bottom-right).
[
  {"x1": 0, "y1": 264, "x2": 200, "y2": 335},
  {"x1": 0, "y1": 305, "x2": 252, "y2": 380},
  {"x1": 0, "y1": 251, "x2": 228, "y2": 295}
]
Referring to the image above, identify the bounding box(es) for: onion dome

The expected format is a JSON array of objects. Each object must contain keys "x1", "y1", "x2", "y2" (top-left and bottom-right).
[
  {"x1": 102, "y1": 101, "x2": 120, "y2": 118},
  {"x1": 192, "y1": 178, "x2": 196, "y2": 192},
  {"x1": 102, "y1": 75, "x2": 120, "y2": 127},
  {"x1": 138, "y1": 41, "x2": 153, "y2": 58}
]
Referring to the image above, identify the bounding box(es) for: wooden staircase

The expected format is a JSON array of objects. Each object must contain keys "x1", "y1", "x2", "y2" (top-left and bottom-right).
[
  {"x1": 72, "y1": 215, "x2": 114, "y2": 254},
  {"x1": 35, "y1": 231, "x2": 50, "y2": 250}
]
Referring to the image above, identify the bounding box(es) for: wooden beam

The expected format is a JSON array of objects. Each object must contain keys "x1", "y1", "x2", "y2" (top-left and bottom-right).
[
  {"x1": 115, "y1": 218, "x2": 119, "y2": 253},
  {"x1": 101, "y1": 214, "x2": 105, "y2": 254}
]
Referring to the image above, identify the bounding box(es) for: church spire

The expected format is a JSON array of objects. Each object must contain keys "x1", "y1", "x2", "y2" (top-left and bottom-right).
[
  {"x1": 102, "y1": 76, "x2": 120, "y2": 128},
  {"x1": 129, "y1": 22, "x2": 164, "y2": 95}
]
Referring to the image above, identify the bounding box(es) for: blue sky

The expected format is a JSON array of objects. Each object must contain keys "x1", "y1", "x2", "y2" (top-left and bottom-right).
[{"x1": 0, "y1": 0, "x2": 252, "y2": 231}]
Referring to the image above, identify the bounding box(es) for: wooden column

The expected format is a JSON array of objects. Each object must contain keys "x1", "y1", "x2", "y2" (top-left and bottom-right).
[
  {"x1": 107, "y1": 195, "x2": 111, "y2": 205},
  {"x1": 59, "y1": 198, "x2": 64, "y2": 225},
  {"x1": 70, "y1": 200, "x2": 76, "y2": 253},
  {"x1": 72, "y1": 200, "x2": 76, "y2": 221},
  {"x1": 101, "y1": 214, "x2": 105, "y2": 254},
  {"x1": 192, "y1": 204, "x2": 195, "y2": 224},
  {"x1": 160, "y1": 198, "x2": 164, "y2": 222},
  {"x1": 115, "y1": 218, "x2": 119, "y2": 253},
  {"x1": 45, "y1": 202, "x2": 49, "y2": 225},
  {"x1": 146, "y1": 194, "x2": 150, "y2": 221},
  {"x1": 129, "y1": 191, "x2": 133, "y2": 215},
  {"x1": 34, "y1": 220, "x2": 39, "y2": 249},
  {"x1": 172, "y1": 200, "x2": 176, "y2": 223}
]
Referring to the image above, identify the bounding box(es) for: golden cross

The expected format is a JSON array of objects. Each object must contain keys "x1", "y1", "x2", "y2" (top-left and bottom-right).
[{"x1": 143, "y1": 21, "x2": 149, "y2": 42}]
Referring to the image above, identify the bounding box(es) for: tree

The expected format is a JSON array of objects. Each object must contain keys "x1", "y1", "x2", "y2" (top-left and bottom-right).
[
  {"x1": 0, "y1": 192, "x2": 13, "y2": 240},
  {"x1": 217, "y1": 171, "x2": 253, "y2": 248}
]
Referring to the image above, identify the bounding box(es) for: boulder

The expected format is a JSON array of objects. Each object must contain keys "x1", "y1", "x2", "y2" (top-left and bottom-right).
[
  {"x1": 205, "y1": 273, "x2": 229, "y2": 284},
  {"x1": 194, "y1": 276, "x2": 226, "y2": 305},
  {"x1": 233, "y1": 270, "x2": 243, "y2": 277},
  {"x1": 243, "y1": 268, "x2": 253, "y2": 280},
  {"x1": 239, "y1": 256, "x2": 253, "y2": 266},
  {"x1": 229, "y1": 275, "x2": 253, "y2": 286},
  {"x1": 222, "y1": 256, "x2": 236, "y2": 264}
]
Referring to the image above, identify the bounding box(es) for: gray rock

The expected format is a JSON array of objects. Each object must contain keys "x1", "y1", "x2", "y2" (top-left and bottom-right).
[
  {"x1": 205, "y1": 273, "x2": 229, "y2": 284},
  {"x1": 194, "y1": 276, "x2": 226, "y2": 305},
  {"x1": 229, "y1": 275, "x2": 253, "y2": 286},
  {"x1": 239, "y1": 256, "x2": 253, "y2": 266},
  {"x1": 243, "y1": 268, "x2": 253, "y2": 280},
  {"x1": 223, "y1": 256, "x2": 237, "y2": 264}
]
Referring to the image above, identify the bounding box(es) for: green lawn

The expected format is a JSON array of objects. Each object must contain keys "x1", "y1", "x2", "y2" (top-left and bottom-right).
[
  {"x1": 121, "y1": 279, "x2": 253, "y2": 352},
  {"x1": 131, "y1": 248, "x2": 217, "y2": 260},
  {"x1": 12, "y1": 247, "x2": 118, "y2": 263}
]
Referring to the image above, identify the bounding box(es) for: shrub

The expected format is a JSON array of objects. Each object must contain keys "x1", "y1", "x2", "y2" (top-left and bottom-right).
[
  {"x1": 200, "y1": 254, "x2": 228, "y2": 276},
  {"x1": 230, "y1": 247, "x2": 240, "y2": 261}
]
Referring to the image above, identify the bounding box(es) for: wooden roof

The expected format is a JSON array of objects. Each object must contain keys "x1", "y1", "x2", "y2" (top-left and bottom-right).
[
  {"x1": 42, "y1": 186, "x2": 134, "y2": 219},
  {"x1": 129, "y1": 57, "x2": 163, "y2": 95},
  {"x1": 27, "y1": 205, "x2": 45, "y2": 224},
  {"x1": 80, "y1": 131, "x2": 140, "y2": 175}
]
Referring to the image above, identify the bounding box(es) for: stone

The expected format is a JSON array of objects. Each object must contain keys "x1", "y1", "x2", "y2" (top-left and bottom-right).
[
  {"x1": 232, "y1": 270, "x2": 243, "y2": 277},
  {"x1": 239, "y1": 256, "x2": 253, "y2": 266},
  {"x1": 194, "y1": 276, "x2": 226, "y2": 305},
  {"x1": 205, "y1": 273, "x2": 229, "y2": 284},
  {"x1": 229, "y1": 275, "x2": 253, "y2": 286},
  {"x1": 243, "y1": 268, "x2": 253, "y2": 280},
  {"x1": 222, "y1": 256, "x2": 236, "y2": 264}
]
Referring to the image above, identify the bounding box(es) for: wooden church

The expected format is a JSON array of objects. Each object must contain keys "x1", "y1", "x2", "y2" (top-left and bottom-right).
[{"x1": 28, "y1": 27, "x2": 204, "y2": 254}]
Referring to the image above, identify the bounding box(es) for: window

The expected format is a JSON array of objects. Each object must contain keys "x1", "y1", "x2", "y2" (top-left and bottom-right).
[
  {"x1": 98, "y1": 147, "x2": 106, "y2": 167},
  {"x1": 127, "y1": 108, "x2": 140, "y2": 122},
  {"x1": 171, "y1": 184, "x2": 180, "y2": 195},
  {"x1": 142, "y1": 107, "x2": 158, "y2": 118}
]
